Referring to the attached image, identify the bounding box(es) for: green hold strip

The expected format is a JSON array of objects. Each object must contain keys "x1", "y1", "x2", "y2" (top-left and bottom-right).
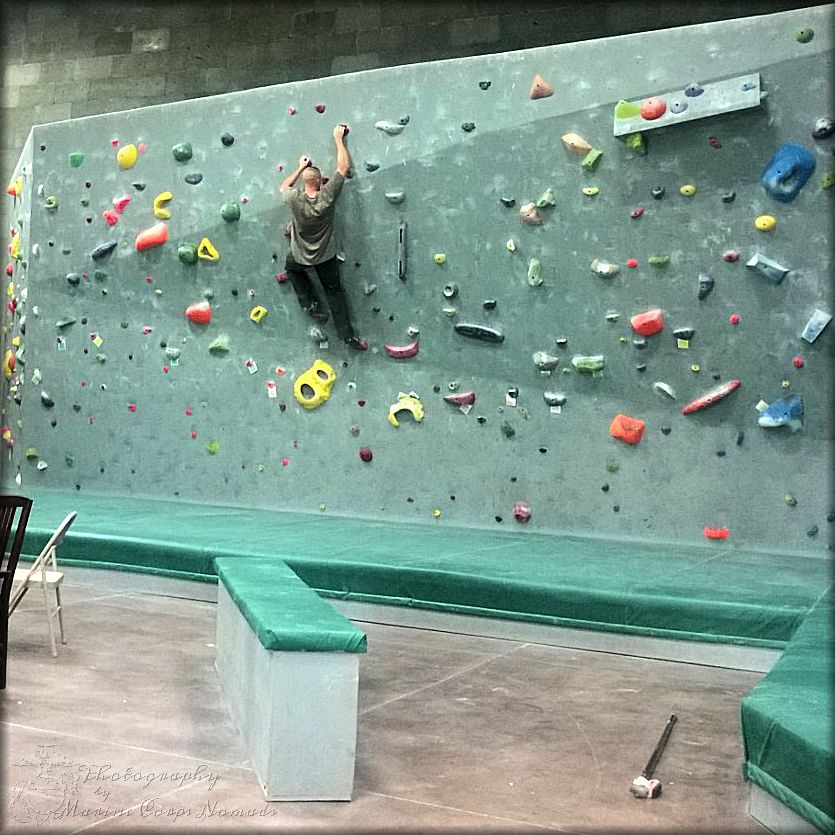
[
  {"x1": 626, "y1": 132, "x2": 646, "y2": 154},
  {"x1": 527, "y1": 258, "x2": 544, "y2": 286},
  {"x1": 25, "y1": 448, "x2": 39, "y2": 460},
  {"x1": 221, "y1": 201, "x2": 241, "y2": 222},
  {"x1": 172, "y1": 142, "x2": 193, "y2": 162},
  {"x1": 178, "y1": 243, "x2": 198, "y2": 264},
  {"x1": 205, "y1": 439, "x2": 220, "y2": 454},
  {"x1": 614, "y1": 99, "x2": 642, "y2": 119},
  {"x1": 535, "y1": 187, "x2": 556, "y2": 208},
  {"x1": 648, "y1": 255, "x2": 670, "y2": 267},
  {"x1": 68, "y1": 153, "x2": 85, "y2": 168},
  {"x1": 208, "y1": 334, "x2": 230, "y2": 354},
  {"x1": 581, "y1": 149, "x2": 603, "y2": 171},
  {"x1": 821, "y1": 171, "x2": 835, "y2": 189}
]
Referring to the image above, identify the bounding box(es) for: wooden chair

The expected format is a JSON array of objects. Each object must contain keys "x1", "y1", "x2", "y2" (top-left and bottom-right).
[
  {"x1": 0, "y1": 494, "x2": 33, "y2": 690},
  {"x1": 10, "y1": 512, "x2": 76, "y2": 658}
]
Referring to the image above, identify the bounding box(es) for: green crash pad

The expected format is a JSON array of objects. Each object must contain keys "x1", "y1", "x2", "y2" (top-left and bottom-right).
[
  {"x1": 741, "y1": 590, "x2": 833, "y2": 833},
  {"x1": 17, "y1": 489, "x2": 831, "y2": 648},
  {"x1": 215, "y1": 557, "x2": 367, "y2": 654}
]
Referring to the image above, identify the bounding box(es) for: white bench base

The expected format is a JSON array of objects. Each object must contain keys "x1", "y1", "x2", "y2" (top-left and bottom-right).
[{"x1": 215, "y1": 583, "x2": 360, "y2": 801}]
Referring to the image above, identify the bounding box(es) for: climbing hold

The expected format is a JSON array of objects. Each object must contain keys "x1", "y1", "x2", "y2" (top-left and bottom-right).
[
  {"x1": 365, "y1": 161, "x2": 380, "y2": 172},
  {"x1": 113, "y1": 195, "x2": 131, "y2": 214},
  {"x1": 385, "y1": 191, "x2": 405, "y2": 204},
  {"x1": 308, "y1": 325, "x2": 327, "y2": 343},
  {"x1": 442, "y1": 282, "x2": 458, "y2": 298},
  {"x1": 614, "y1": 99, "x2": 642, "y2": 119},
  {"x1": 500, "y1": 421, "x2": 515, "y2": 439},
  {"x1": 640, "y1": 98, "x2": 666, "y2": 120},
  {"x1": 519, "y1": 203, "x2": 541, "y2": 224},
  {"x1": 648, "y1": 256, "x2": 669, "y2": 267},
  {"x1": 443, "y1": 390, "x2": 476, "y2": 406},
  {"x1": 653, "y1": 382, "x2": 676, "y2": 399},
  {"x1": 572, "y1": 355, "x2": 604, "y2": 373},
  {"x1": 535, "y1": 187, "x2": 556, "y2": 208},
  {"x1": 795, "y1": 27, "x2": 814, "y2": 43},
  {"x1": 151, "y1": 191, "x2": 173, "y2": 219},
  {"x1": 591, "y1": 258, "x2": 619, "y2": 277},
  {"x1": 761, "y1": 142, "x2": 816, "y2": 203},
  {"x1": 116, "y1": 144, "x2": 138, "y2": 169},
  {"x1": 221, "y1": 201, "x2": 240, "y2": 222},
  {"x1": 249, "y1": 305, "x2": 268, "y2": 324},
  {"x1": 208, "y1": 334, "x2": 230, "y2": 354},
  {"x1": 754, "y1": 214, "x2": 777, "y2": 231},
  {"x1": 91, "y1": 241, "x2": 118, "y2": 261},
  {"x1": 454, "y1": 323, "x2": 504, "y2": 343},
  {"x1": 461, "y1": 122, "x2": 476, "y2": 132},
  {"x1": 673, "y1": 327, "x2": 695, "y2": 341},
  {"x1": 609, "y1": 413, "x2": 645, "y2": 445},
  {"x1": 388, "y1": 393, "x2": 425, "y2": 427},
  {"x1": 651, "y1": 186, "x2": 665, "y2": 200},
  {"x1": 500, "y1": 197, "x2": 516, "y2": 208},
  {"x1": 2, "y1": 349, "x2": 14, "y2": 379},
  {"x1": 630, "y1": 207, "x2": 644, "y2": 219},
  {"x1": 561, "y1": 133, "x2": 592, "y2": 154},
  {"x1": 205, "y1": 440, "x2": 220, "y2": 454},
  {"x1": 375, "y1": 120, "x2": 404, "y2": 135},
  {"x1": 581, "y1": 149, "x2": 603, "y2": 171},
  {"x1": 527, "y1": 258, "x2": 544, "y2": 286},
  {"x1": 812, "y1": 117, "x2": 834, "y2": 140},
  {"x1": 697, "y1": 273, "x2": 715, "y2": 300},
  {"x1": 185, "y1": 301, "x2": 211, "y2": 325},
  {"x1": 684, "y1": 82, "x2": 705, "y2": 98},
  {"x1": 529, "y1": 74, "x2": 553, "y2": 99},
  {"x1": 178, "y1": 243, "x2": 198, "y2": 264},
  {"x1": 69, "y1": 152, "x2": 84, "y2": 167},
  {"x1": 532, "y1": 351, "x2": 559, "y2": 371},
  {"x1": 478, "y1": 80, "x2": 491, "y2": 90},
  {"x1": 626, "y1": 132, "x2": 646, "y2": 153},
  {"x1": 669, "y1": 99, "x2": 688, "y2": 114},
  {"x1": 102, "y1": 209, "x2": 119, "y2": 226},
  {"x1": 708, "y1": 136, "x2": 722, "y2": 149},
  {"x1": 220, "y1": 133, "x2": 234, "y2": 146},
  {"x1": 626, "y1": 258, "x2": 638, "y2": 268},
  {"x1": 359, "y1": 447, "x2": 373, "y2": 462},
  {"x1": 746, "y1": 252, "x2": 790, "y2": 283},
  {"x1": 543, "y1": 391, "x2": 566, "y2": 407},
  {"x1": 383, "y1": 337, "x2": 419, "y2": 359},
  {"x1": 40, "y1": 391, "x2": 54, "y2": 408},
  {"x1": 135, "y1": 222, "x2": 168, "y2": 251},
  {"x1": 681, "y1": 379, "x2": 741, "y2": 414},
  {"x1": 704, "y1": 526, "x2": 729, "y2": 540},
  {"x1": 690, "y1": 364, "x2": 701, "y2": 373},
  {"x1": 722, "y1": 250, "x2": 740, "y2": 263},
  {"x1": 197, "y1": 237, "x2": 219, "y2": 261},
  {"x1": 582, "y1": 187, "x2": 599, "y2": 196},
  {"x1": 679, "y1": 184, "x2": 696, "y2": 197},
  {"x1": 294, "y1": 359, "x2": 336, "y2": 410},
  {"x1": 512, "y1": 502, "x2": 532, "y2": 523},
  {"x1": 44, "y1": 195, "x2": 59, "y2": 211},
  {"x1": 184, "y1": 173, "x2": 203, "y2": 185},
  {"x1": 758, "y1": 394, "x2": 803, "y2": 430},
  {"x1": 630, "y1": 308, "x2": 664, "y2": 336},
  {"x1": 721, "y1": 191, "x2": 736, "y2": 203},
  {"x1": 433, "y1": 253, "x2": 446, "y2": 265},
  {"x1": 171, "y1": 142, "x2": 193, "y2": 162},
  {"x1": 801, "y1": 308, "x2": 832, "y2": 343},
  {"x1": 821, "y1": 171, "x2": 835, "y2": 189}
]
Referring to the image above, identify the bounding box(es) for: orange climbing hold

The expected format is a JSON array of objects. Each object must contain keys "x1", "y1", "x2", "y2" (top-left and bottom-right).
[
  {"x1": 135, "y1": 222, "x2": 168, "y2": 251},
  {"x1": 529, "y1": 74, "x2": 554, "y2": 99},
  {"x1": 185, "y1": 300, "x2": 212, "y2": 325},
  {"x1": 704, "y1": 526, "x2": 730, "y2": 540},
  {"x1": 609, "y1": 413, "x2": 645, "y2": 445},
  {"x1": 630, "y1": 308, "x2": 664, "y2": 336}
]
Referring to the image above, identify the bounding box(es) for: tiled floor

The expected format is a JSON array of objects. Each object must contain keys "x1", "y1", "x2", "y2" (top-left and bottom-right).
[{"x1": 2, "y1": 568, "x2": 769, "y2": 833}]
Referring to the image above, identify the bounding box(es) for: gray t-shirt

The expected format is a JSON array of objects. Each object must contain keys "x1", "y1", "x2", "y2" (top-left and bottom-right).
[{"x1": 282, "y1": 172, "x2": 345, "y2": 265}]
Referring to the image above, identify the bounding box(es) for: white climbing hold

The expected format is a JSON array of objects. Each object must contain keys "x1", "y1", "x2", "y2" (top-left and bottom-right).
[{"x1": 375, "y1": 120, "x2": 405, "y2": 135}]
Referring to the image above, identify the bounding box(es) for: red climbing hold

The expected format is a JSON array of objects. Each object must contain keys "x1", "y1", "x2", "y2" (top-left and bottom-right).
[
  {"x1": 135, "y1": 222, "x2": 168, "y2": 251},
  {"x1": 793, "y1": 356, "x2": 805, "y2": 368},
  {"x1": 640, "y1": 98, "x2": 667, "y2": 120},
  {"x1": 184, "y1": 408, "x2": 193, "y2": 416},
  {"x1": 722, "y1": 250, "x2": 740, "y2": 262},
  {"x1": 630, "y1": 308, "x2": 664, "y2": 336},
  {"x1": 729, "y1": 314, "x2": 740, "y2": 325},
  {"x1": 630, "y1": 207, "x2": 645, "y2": 218},
  {"x1": 704, "y1": 526, "x2": 729, "y2": 540},
  {"x1": 609, "y1": 413, "x2": 646, "y2": 445},
  {"x1": 102, "y1": 209, "x2": 119, "y2": 226},
  {"x1": 276, "y1": 272, "x2": 288, "y2": 283},
  {"x1": 359, "y1": 447, "x2": 373, "y2": 462},
  {"x1": 282, "y1": 457, "x2": 290, "y2": 466},
  {"x1": 314, "y1": 104, "x2": 326, "y2": 113},
  {"x1": 626, "y1": 258, "x2": 639, "y2": 268},
  {"x1": 185, "y1": 300, "x2": 211, "y2": 325}
]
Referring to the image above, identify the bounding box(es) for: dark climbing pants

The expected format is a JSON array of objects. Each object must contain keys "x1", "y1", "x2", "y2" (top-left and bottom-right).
[{"x1": 285, "y1": 254, "x2": 356, "y2": 341}]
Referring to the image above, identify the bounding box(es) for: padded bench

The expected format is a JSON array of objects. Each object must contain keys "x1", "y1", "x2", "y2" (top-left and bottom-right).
[{"x1": 214, "y1": 557, "x2": 367, "y2": 801}]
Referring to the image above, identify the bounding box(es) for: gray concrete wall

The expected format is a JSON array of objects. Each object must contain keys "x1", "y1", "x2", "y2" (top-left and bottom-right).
[{"x1": 1, "y1": 1, "x2": 829, "y2": 179}]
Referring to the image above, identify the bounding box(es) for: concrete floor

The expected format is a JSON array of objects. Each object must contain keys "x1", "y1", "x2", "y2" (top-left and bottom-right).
[{"x1": 2, "y1": 568, "x2": 770, "y2": 833}]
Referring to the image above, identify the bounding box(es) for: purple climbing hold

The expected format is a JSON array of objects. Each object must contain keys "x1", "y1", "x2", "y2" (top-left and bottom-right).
[{"x1": 314, "y1": 104, "x2": 326, "y2": 113}]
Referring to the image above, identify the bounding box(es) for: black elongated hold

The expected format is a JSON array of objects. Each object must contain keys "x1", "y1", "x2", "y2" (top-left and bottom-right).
[
  {"x1": 500, "y1": 196, "x2": 516, "y2": 208},
  {"x1": 673, "y1": 327, "x2": 694, "y2": 340},
  {"x1": 185, "y1": 173, "x2": 203, "y2": 185},
  {"x1": 721, "y1": 190, "x2": 736, "y2": 203},
  {"x1": 132, "y1": 182, "x2": 146, "y2": 191},
  {"x1": 482, "y1": 299, "x2": 497, "y2": 310},
  {"x1": 41, "y1": 391, "x2": 54, "y2": 407},
  {"x1": 698, "y1": 273, "x2": 715, "y2": 300},
  {"x1": 365, "y1": 161, "x2": 380, "y2": 172},
  {"x1": 91, "y1": 241, "x2": 117, "y2": 260},
  {"x1": 651, "y1": 186, "x2": 665, "y2": 199},
  {"x1": 66, "y1": 273, "x2": 81, "y2": 286},
  {"x1": 462, "y1": 122, "x2": 476, "y2": 132},
  {"x1": 454, "y1": 322, "x2": 505, "y2": 343}
]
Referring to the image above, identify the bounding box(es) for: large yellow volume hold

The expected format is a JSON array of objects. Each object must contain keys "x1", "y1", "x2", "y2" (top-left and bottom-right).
[{"x1": 293, "y1": 359, "x2": 336, "y2": 410}]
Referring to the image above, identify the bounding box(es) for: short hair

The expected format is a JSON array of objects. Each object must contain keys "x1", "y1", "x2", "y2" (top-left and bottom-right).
[{"x1": 301, "y1": 166, "x2": 322, "y2": 183}]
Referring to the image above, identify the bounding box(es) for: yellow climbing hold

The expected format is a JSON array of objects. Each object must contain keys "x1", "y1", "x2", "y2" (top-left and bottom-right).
[
  {"x1": 582, "y1": 186, "x2": 599, "y2": 196},
  {"x1": 249, "y1": 305, "x2": 268, "y2": 324},
  {"x1": 10, "y1": 229, "x2": 20, "y2": 260},
  {"x1": 7, "y1": 176, "x2": 22, "y2": 198},
  {"x1": 432, "y1": 508, "x2": 442, "y2": 518},
  {"x1": 781, "y1": 379, "x2": 791, "y2": 389},
  {"x1": 3, "y1": 349, "x2": 14, "y2": 379},
  {"x1": 153, "y1": 191, "x2": 173, "y2": 219},
  {"x1": 754, "y1": 214, "x2": 777, "y2": 232},
  {"x1": 197, "y1": 237, "x2": 219, "y2": 261},
  {"x1": 116, "y1": 143, "x2": 138, "y2": 170},
  {"x1": 506, "y1": 239, "x2": 516, "y2": 252},
  {"x1": 434, "y1": 253, "x2": 446, "y2": 265},
  {"x1": 679, "y1": 184, "x2": 697, "y2": 197},
  {"x1": 293, "y1": 359, "x2": 336, "y2": 410},
  {"x1": 388, "y1": 393, "x2": 425, "y2": 427},
  {"x1": 690, "y1": 363, "x2": 701, "y2": 373}
]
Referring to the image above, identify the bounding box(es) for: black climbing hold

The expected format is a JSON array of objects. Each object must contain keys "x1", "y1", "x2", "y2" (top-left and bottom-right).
[
  {"x1": 555, "y1": 338, "x2": 568, "y2": 347},
  {"x1": 807, "y1": 525, "x2": 819, "y2": 537},
  {"x1": 716, "y1": 449, "x2": 726, "y2": 457},
  {"x1": 40, "y1": 391, "x2": 54, "y2": 407},
  {"x1": 826, "y1": 512, "x2": 835, "y2": 523},
  {"x1": 812, "y1": 117, "x2": 834, "y2": 140},
  {"x1": 132, "y1": 182, "x2": 146, "y2": 191},
  {"x1": 601, "y1": 484, "x2": 610, "y2": 492},
  {"x1": 461, "y1": 122, "x2": 476, "y2": 132},
  {"x1": 721, "y1": 191, "x2": 736, "y2": 203},
  {"x1": 736, "y1": 431, "x2": 745, "y2": 446},
  {"x1": 51, "y1": 419, "x2": 57, "y2": 427},
  {"x1": 454, "y1": 323, "x2": 504, "y2": 343},
  {"x1": 651, "y1": 186, "x2": 665, "y2": 200},
  {"x1": 13, "y1": 395, "x2": 21, "y2": 405},
  {"x1": 432, "y1": 385, "x2": 441, "y2": 393},
  {"x1": 398, "y1": 116, "x2": 410, "y2": 125},
  {"x1": 613, "y1": 505, "x2": 620, "y2": 513},
  {"x1": 697, "y1": 273, "x2": 715, "y2": 301},
  {"x1": 476, "y1": 416, "x2": 487, "y2": 424},
  {"x1": 91, "y1": 241, "x2": 117, "y2": 261},
  {"x1": 221, "y1": 132, "x2": 235, "y2": 146},
  {"x1": 66, "y1": 273, "x2": 81, "y2": 286},
  {"x1": 633, "y1": 337, "x2": 647, "y2": 349},
  {"x1": 495, "y1": 516, "x2": 503, "y2": 523},
  {"x1": 636, "y1": 363, "x2": 647, "y2": 372},
  {"x1": 500, "y1": 421, "x2": 515, "y2": 438},
  {"x1": 479, "y1": 81, "x2": 491, "y2": 90},
  {"x1": 673, "y1": 327, "x2": 695, "y2": 340},
  {"x1": 365, "y1": 161, "x2": 380, "y2": 172},
  {"x1": 482, "y1": 299, "x2": 497, "y2": 310},
  {"x1": 500, "y1": 197, "x2": 516, "y2": 208},
  {"x1": 72, "y1": 404, "x2": 81, "y2": 411},
  {"x1": 660, "y1": 426, "x2": 672, "y2": 435},
  {"x1": 185, "y1": 173, "x2": 203, "y2": 185}
]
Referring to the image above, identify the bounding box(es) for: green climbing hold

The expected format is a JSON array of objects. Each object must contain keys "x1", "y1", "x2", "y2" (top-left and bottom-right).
[
  {"x1": 784, "y1": 493, "x2": 798, "y2": 506},
  {"x1": 535, "y1": 187, "x2": 556, "y2": 208},
  {"x1": 68, "y1": 153, "x2": 84, "y2": 168},
  {"x1": 44, "y1": 195, "x2": 59, "y2": 211},
  {"x1": 95, "y1": 352, "x2": 107, "y2": 363},
  {"x1": 795, "y1": 27, "x2": 814, "y2": 43},
  {"x1": 205, "y1": 440, "x2": 220, "y2": 454},
  {"x1": 80, "y1": 197, "x2": 90, "y2": 207},
  {"x1": 172, "y1": 142, "x2": 193, "y2": 162},
  {"x1": 614, "y1": 99, "x2": 642, "y2": 119},
  {"x1": 572, "y1": 354, "x2": 605, "y2": 373},
  {"x1": 94, "y1": 270, "x2": 108, "y2": 280},
  {"x1": 25, "y1": 447, "x2": 39, "y2": 460},
  {"x1": 648, "y1": 255, "x2": 670, "y2": 267},
  {"x1": 606, "y1": 459, "x2": 620, "y2": 473},
  {"x1": 821, "y1": 171, "x2": 835, "y2": 189},
  {"x1": 626, "y1": 132, "x2": 646, "y2": 154},
  {"x1": 178, "y1": 243, "x2": 198, "y2": 264},
  {"x1": 208, "y1": 334, "x2": 230, "y2": 354},
  {"x1": 221, "y1": 201, "x2": 240, "y2": 222},
  {"x1": 581, "y1": 149, "x2": 603, "y2": 171},
  {"x1": 527, "y1": 258, "x2": 544, "y2": 286},
  {"x1": 65, "y1": 455, "x2": 75, "y2": 467}
]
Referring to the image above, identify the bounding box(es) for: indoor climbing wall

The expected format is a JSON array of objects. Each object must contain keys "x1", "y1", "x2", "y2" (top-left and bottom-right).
[{"x1": 2, "y1": 7, "x2": 832, "y2": 553}]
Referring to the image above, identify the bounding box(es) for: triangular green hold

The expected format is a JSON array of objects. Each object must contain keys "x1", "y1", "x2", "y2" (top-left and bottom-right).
[
  {"x1": 68, "y1": 153, "x2": 84, "y2": 168},
  {"x1": 535, "y1": 187, "x2": 556, "y2": 208},
  {"x1": 614, "y1": 99, "x2": 642, "y2": 119},
  {"x1": 208, "y1": 334, "x2": 230, "y2": 354}
]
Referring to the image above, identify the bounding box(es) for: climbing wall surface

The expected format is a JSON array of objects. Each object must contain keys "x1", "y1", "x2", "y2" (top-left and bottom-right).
[{"x1": 2, "y1": 7, "x2": 833, "y2": 553}]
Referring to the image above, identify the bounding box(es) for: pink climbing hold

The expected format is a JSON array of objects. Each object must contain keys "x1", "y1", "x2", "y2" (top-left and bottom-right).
[
  {"x1": 142, "y1": 326, "x2": 152, "y2": 334},
  {"x1": 359, "y1": 447, "x2": 373, "y2": 462},
  {"x1": 184, "y1": 408, "x2": 193, "y2": 416},
  {"x1": 314, "y1": 104, "x2": 326, "y2": 113},
  {"x1": 793, "y1": 356, "x2": 805, "y2": 368},
  {"x1": 729, "y1": 313, "x2": 740, "y2": 325},
  {"x1": 282, "y1": 457, "x2": 290, "y2": 467},
  {"x1": 630, "y1": 207, "x2": 645, "y2": 218},
  {"x1": 138, "y1": 142, "x2": 146, "y2": 153},
  {"x1": 113, "y1": 195, "x2": 131, "y2": 214},
  {"x1": 128, "y1": 403, "x2": 137, "y2": 412},
  {"x1": 276, "y1": 272, "x2": 288, "y2": 283},
  {"x1": 102, "y1": 209, "x2": 119, "y2": 226},
  {"x1": 190, "y1": 431, "x2": 198, "y2": 439},
  {"x1": 162, "y1": 365, "x2": 170, "y2": 373},
  {"x1": 288, "y1": 106, "x2": 296, "y2": 115},
  {"x1": 512, "y1": 502, "x2": 532, "y2": 523},
  {"x1": 626, "y1": 258, "x2": 639, "y2": 268},
  {"x1": 185, "y1": 300, "x2": 212, "y2": 325},
  {"x1": 110, "y1": 138, "x2": 119, "y2": 147},
  {"x1": 722, "y1": 250, "x2": 740, "y2": 262}
]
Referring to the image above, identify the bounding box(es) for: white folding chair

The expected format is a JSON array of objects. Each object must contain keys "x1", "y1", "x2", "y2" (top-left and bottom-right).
[{"x1": 10, "y1": 512, "x2": 77, "y2": 657}]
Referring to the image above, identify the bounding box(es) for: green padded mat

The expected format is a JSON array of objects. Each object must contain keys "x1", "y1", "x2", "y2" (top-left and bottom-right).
[
  {"x1": 215, "y1": 558, "x2": 367, "y2": 653},
  {"x1": 15, "y1": 488, "x2": 832, "y2": 647},
  {"x1": 741, "y1": 590, "x2": 834, "y2": 833}
]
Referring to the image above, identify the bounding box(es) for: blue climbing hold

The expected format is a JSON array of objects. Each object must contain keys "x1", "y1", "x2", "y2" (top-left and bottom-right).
[
  {"x1": 758, "y1": 394, "x2": 804, "y2": 430},
  {"x1": 761, "y1": 143, "x2": 816, "y2": 203},
  {"x1": 684, "y1": 83, "x2": 704, "y2": 97},
  {"x1": 669, "y1": 100, "x2": 688, "y2": 114}
]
